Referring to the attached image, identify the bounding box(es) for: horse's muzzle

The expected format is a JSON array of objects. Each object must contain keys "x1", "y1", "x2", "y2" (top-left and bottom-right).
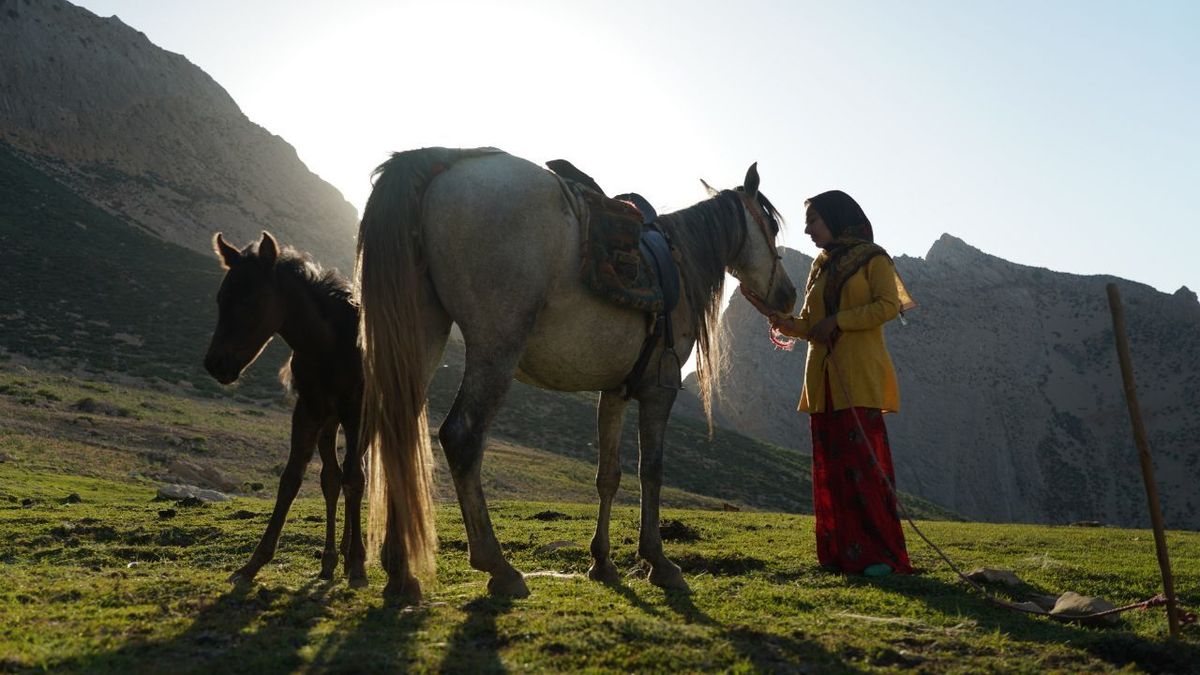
[{"x1": 204, "y1": 353, "x2": 241, "y2": 385}]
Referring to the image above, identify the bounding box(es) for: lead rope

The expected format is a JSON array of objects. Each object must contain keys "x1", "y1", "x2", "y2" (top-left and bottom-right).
[{"x1": 824, "y1": 345, "x2": 1195, "y2": 627}]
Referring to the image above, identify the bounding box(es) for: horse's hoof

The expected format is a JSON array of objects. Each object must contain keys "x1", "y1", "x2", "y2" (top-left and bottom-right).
[
  {"x1": 487, "y1": 569, "x2": 530, "y2": 598},
  {"x1": 348, "y1": 573, "x2": 369, "y2": 590},
  {"x1": 648, "y1": 563, "x2": 688, "y2": 591},
  {"x1": 383, "y1": 576, "x2": 422, "y2": 607},
  {"x1": 318, "y1": 568, "x2": 335, "y2": 581},
  {"x1": 587, "y1": 561, "x2": 620, "y2": 584},
  {"x1": 228, "y1": 567, "x2": 257, "y2": 585}
]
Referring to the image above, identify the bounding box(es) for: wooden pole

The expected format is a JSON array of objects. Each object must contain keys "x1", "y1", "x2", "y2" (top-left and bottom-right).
[{"x1": 1106, "y1": 283, "x2": 1180, "y2": 638}]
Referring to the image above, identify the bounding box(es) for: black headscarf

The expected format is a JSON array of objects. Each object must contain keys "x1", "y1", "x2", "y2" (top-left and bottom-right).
[
  {"x1": 807, "y1": 190, "x2": 874, "y2": 244},
  {"x1": 805, "y1": 190, "x2": 893, "y2": 317}
]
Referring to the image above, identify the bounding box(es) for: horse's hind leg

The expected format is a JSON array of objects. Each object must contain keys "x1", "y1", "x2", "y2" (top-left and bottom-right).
[
  {"x1": 229, "y1": 399, "x2": 321, "y2": 584},
  {"x1": 317, "y1": 424, "x2": 341, "y2": 581},
  {"x1": 635, "y1": 387, "x2": 687, "y2": 590},
  {"x1": 588, "y1": 390, "x2": 628, "y2": 583},
  {"x1": 439, "y1": 345, "x2": 529, "y2": 598}
]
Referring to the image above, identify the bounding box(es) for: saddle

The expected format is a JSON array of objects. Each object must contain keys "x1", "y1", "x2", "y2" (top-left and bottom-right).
[{"x1": 547, "y1": 159, "x2": 682, "y2": 396}]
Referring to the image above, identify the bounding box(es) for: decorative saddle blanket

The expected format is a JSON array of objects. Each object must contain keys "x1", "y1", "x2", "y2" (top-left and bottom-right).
[
  {"x1": 547, "y1": 159, "x2": 675, "y2": 314},
  {"x1": 577, "y1": 188, "x2": 667, "y2": 313}
]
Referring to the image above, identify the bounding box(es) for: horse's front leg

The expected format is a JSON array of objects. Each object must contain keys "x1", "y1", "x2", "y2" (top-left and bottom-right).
[
  {"x1": 316, "y1": 424, "x2": 341, "y2": 581},
  {"x1": 229, "y1": 399, "x2": 321, "y2": 584},
  {"x1": 635, "y1": 387, "x2": 687, "y2": 590},
  {"x1": 589, "y1": 390, "x2": 628, "y2": 583}
]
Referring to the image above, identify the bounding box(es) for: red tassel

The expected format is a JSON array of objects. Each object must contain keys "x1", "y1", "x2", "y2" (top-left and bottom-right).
[{"x1": 769, "y1": 325, "x2": 795, "y2": 351}]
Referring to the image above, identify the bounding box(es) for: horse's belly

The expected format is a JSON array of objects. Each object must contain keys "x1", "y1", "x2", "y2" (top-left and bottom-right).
[{"x1": 516, "y1": 290, "x2": 646, "y2": 391}]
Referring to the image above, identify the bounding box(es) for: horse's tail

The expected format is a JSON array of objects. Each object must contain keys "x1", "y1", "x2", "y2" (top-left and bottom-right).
[{"x1": 356, "y1": 147, "x2": 498, "y2": 579}]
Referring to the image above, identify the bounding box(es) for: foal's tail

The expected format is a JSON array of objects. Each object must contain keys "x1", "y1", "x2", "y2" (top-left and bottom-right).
[{"x1": 356, "y1": 147, "x2": 498, "y2": 579}]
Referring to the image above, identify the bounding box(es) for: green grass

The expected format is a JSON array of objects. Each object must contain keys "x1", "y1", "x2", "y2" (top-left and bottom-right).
[{"x1": 0, "y1": 467, "x2": 1197, "y2": 673}]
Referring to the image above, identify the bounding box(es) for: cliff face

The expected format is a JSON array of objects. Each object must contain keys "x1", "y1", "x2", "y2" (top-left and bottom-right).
[
  {"x1": 680, "y1": 235, "x2": 1200, "y2": 529},
  {"x1": 0, "y1": 0, "x2": 358, "y2": 271}
]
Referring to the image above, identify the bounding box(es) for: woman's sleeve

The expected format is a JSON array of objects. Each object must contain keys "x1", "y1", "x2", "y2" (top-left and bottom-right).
[{"x1": 835, "y1": 255, "x2": 900, "y2": 331}]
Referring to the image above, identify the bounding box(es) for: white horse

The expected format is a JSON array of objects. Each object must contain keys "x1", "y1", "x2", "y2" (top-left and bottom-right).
[{"x1": 355, "y1": 148, "x2": 796, "y2": 603}]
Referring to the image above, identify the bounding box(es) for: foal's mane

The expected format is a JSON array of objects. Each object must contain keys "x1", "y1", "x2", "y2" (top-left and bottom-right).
[
  {"x1": 656, "y1": 190, "x2": 749, "y2": 433},
  {"x1": 274, "y1": 247, "x2": 356, "y2": 309}
]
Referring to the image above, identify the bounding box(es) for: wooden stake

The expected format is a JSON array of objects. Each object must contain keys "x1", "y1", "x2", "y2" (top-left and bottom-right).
[{"x1": 1106, "y1": 283, "x2": 1180, "y2": 638}]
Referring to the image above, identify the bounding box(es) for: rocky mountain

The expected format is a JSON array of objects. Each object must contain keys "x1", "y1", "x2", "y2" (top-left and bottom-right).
[
  {"x1": 0, "y1": 0, "x2": 358, "y2": 271},
  {"x1": 678, "y1": 235, "x2": 1200, "y2": 530}
]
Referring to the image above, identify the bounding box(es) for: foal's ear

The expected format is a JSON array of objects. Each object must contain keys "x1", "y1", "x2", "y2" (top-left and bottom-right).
[
  {"x1": 257, "y1": 231, "x2": 279, "y2": 268},
  {"x1": 213, "y1": 232, "x2": 240, "y2": 269},
  {"x1": 743, "y1": 162, "x2": 760, "y2": 198},
  {"x1": 699, "y1": 178, "x2": 720, "y2": 198}
]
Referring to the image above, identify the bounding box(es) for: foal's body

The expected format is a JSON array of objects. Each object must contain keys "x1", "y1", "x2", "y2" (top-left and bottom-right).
[{"x1": 204, "y1": 233, "x2": 367, "y2": 587}]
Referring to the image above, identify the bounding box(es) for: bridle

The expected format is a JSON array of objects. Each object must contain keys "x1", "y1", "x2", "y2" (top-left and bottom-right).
[{"x1": 732, "y1": 191, "x2": 784, "y2": 308}]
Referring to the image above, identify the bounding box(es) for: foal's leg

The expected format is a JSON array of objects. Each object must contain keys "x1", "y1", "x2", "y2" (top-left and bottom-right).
[
  {"x1": 635, "y1": 387, "x2": 687, "y2": 590},
  {"x1": 339, "y1": 410, "x2": 368, "y2": 588},
  {"x1": 229, "y1": 399, "x2": 321, "y2": 584},
  {"x1": 439, "y1": 347, "x2": 528, "y2": 598},
  {"x1": 588, "y1": 390, "x2": 628, "y2": 583},
  {"x1": 317, "y1": 424, "x2": 342, "y2": 581}
]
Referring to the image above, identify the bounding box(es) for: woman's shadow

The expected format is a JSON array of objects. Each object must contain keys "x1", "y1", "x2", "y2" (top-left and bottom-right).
[{"x1": 844, "y1": 570, "x2": 1199, "y2": 673}]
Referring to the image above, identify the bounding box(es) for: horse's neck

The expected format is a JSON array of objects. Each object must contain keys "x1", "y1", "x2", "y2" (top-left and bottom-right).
[{"x1": 275, "y1": 272, "x2": 340, "y2": 357}]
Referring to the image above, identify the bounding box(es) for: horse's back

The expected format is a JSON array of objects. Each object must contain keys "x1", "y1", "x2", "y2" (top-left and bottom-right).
[{"x1": 421, "y1": 152, "x2": 645, "y2": 390}]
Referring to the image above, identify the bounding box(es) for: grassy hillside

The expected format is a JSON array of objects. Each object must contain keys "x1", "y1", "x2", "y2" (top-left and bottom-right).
[
  {"x1": 0, "y1": 142, "x2": 291, "y2": 400},
  {"x1": 1, "y1": 467, "x2": 1197, "y2": 673},
  {"x1": 0, "y1": 145, "x2": 953, "y2": 517}
]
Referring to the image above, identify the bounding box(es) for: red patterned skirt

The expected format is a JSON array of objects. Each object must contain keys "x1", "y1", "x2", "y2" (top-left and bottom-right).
[{"x1": 810, "y1": 392, "x2": 913, "y2": 574}]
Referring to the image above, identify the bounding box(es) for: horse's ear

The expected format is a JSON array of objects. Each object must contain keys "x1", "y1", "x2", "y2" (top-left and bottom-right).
[
  {"x1": 257, "y1": 231, "x2": 279, "y2": 268},
  {"x1": 699, "y1": 178, "x2": 720, "y2": 198},
  {"x1": 743, "y1": 162, "x2": 760, "y2": 198},
  {"x1": 213, "y1": 232, "x2": 240, "y2": 269}
]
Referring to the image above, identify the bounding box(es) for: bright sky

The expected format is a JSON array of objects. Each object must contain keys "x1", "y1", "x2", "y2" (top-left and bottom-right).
[{"x1": 79, "y1": 0, "x2": 1200, "y2": 296}]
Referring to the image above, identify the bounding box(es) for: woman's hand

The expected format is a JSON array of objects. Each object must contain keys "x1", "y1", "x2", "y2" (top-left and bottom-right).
[
  {"x1": 769, "y1": 313, "x2": 807, "y2": 339},
  {"x1": 809, "y1": 316, "x2": 840, "y2": 345}
]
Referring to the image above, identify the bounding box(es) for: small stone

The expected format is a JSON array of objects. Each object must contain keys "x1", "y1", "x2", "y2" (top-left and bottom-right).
[
  {"x1": 158, "y1": 509, "x2": 176, "y2": 519},
  {"x1": 62, "y1": 493, "x2": 82, "y2": 504},
  {"x1": 20, "y1": 498, "x2": 33, "y2": 508},
  {"x1": 156, "y1": 484, "x2": 229, "y2": 503},
  {"x1": 127, "y1": 561, "x2": 139, "y2": 569}
]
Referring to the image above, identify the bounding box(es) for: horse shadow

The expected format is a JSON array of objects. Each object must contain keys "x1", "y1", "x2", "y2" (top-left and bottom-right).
[
  {"x1": 435, "y1": 596, "x2": 515, "y2": 674},
  {"x1": 45, "y1": 579, "x2": 425, "y2": 674}
]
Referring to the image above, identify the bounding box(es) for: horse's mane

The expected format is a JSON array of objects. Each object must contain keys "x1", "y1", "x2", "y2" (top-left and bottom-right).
[{"x1": 657, "y1": 190, "x2": 747, "y2": 434}]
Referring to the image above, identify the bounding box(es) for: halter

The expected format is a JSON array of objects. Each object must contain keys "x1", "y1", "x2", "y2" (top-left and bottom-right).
[{"x1": 733, "y1": 191, "x2": 784, "y2": 308}]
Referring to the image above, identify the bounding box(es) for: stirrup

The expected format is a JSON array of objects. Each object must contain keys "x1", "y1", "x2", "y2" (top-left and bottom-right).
[{"x1": 657, "y1": 348, "x2": 682, "y2": 390}]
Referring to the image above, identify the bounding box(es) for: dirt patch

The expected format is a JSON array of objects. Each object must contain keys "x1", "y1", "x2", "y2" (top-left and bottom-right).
[
  {"x1": 530, "y1": 510, "x2": 571, "y2": 521},
  {"x1": 659, "y1": 518, "x2": 701, "y2": 542}
]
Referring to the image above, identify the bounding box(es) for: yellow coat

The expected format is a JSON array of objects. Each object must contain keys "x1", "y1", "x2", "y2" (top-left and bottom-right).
[{"x1": 786, "y1": 254, "x2": 901, "y2": 413}]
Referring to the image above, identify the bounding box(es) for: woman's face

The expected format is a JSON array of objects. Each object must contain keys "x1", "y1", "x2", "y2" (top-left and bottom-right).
[{"x1": 804, "y1": 205, "x2": 834, "y2": 248}]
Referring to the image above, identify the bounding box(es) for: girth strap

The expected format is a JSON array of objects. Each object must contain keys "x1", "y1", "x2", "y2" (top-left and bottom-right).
[{"x1": 621, "y1": 228, "x2": 682, "y2": 399}]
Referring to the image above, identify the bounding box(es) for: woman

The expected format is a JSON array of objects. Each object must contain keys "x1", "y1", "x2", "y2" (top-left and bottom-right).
[{"x1": 754, "y1": 189, "x2": 913, "y2": 576}]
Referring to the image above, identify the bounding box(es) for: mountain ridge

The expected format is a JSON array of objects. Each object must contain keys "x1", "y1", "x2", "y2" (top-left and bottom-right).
[
  {"x1": 0, "y1": 0, "x2": 358, "y2": 272},
  {"x1": 678, "y1": 235, "x2": 1200, "y2": 530}
]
